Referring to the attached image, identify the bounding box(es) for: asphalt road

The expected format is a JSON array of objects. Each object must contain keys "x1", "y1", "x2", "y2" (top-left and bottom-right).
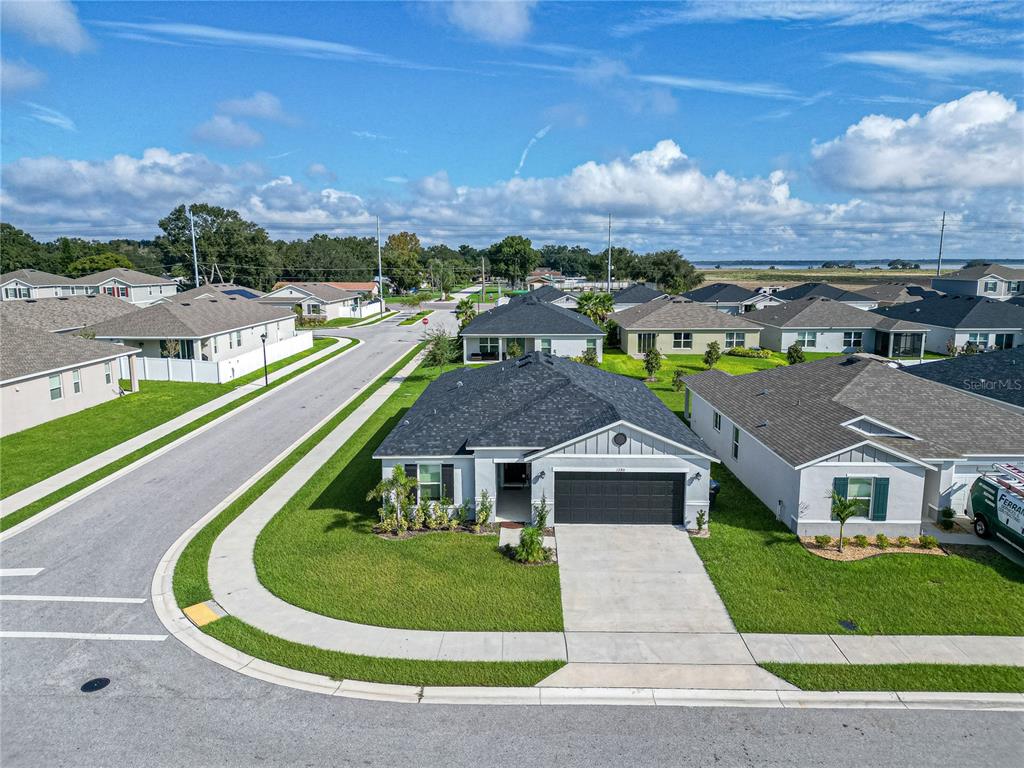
[{"x1": 2, "y1": 310, "x2": 1023, "y2": 767}]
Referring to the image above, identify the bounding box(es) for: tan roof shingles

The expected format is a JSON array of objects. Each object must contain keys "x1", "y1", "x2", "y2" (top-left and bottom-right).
[
  {"x1": 0, "y1": 295, "x2": 137, "y2": 332},
  {"x1": 85, "y1": 297, "x2": 294, "y2": 339},
  {"x1": 1, "y1": 317, "x2": 136, "y2": 382},
  {"x1": 611, "y1": 297, "x2": 761, "y2": 331}
]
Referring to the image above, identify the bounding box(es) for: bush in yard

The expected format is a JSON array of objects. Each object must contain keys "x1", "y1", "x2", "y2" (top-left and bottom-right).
[
  {"x1": 853, "y1": 534, "x2": 869, "y2": 548},
  {"x1": 643, "y1": 348, "x2": 662, "y2": 380},
  {"x1": 828, "y1": 490, "x2": 862, "y2": 553},
  {"x1": 919, "y1": 534, "x2": 939, "y2": 549},
  {"x1": 939, "y1": 507, "x2": 955, "y2": 531},
  {"x1": 703, "y1": 341, "x2": 721, "y2": 369},
  {"x1": 575, "y1": 348, "x2": 599, "y2": 367},
  {"x1": 786, "y1": 343, "x2": 805, "y2": 365},
  {"x1": 896, "y1": 535, "x2": 911, "y2": 548},
  {"x1": 456, "y1": 501, "x2": 472, "y2": 528},
  {"x1": 671, "y1": 368, "x2": 687, "y2": 392},
  {"x1": 696, "y1": 509, "x2": 707, "y2": 532},
  {"x1": 367, "y1": 465, "x2": 417, "y2": 531},
  {"x1": 604, "y1": 319, "x2": 619, "y2": 348},
  {"x1": 726, "y1": 346, "x2": 772, "y2": 359},
  {"x1": 533, "y1": 494, "x2": 550, "y2": 529},
  {"x1": 473, "y1": 489, "x2": 492, "y2": 532},
  {"x1": 507, "y1": 340, "x2": 523, "y2": 358},
  {"x1": 514, "y1": 526, "x2": 547, "y2": 564},
  {"x1": 422, "y1": 328, "x2": 462, "y2": 368},
  {"x1": 425, "y1": 501, "x2": 446, "y2": 530},
  {"x1": 813, "y1": 534, "x2": 832, "y2": 548},
  {"x1": 875, "y1": 533, "x2": 890, "y2": 549}
]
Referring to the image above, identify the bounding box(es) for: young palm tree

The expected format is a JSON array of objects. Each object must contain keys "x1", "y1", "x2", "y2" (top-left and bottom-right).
[
  {"x1": 455, "y1": 296, "x2": 477, "y2": 329},
  {"x1": 576, "y1": 291, "x2": 614, "y2": 325},
  {"x1": 828, "y1": 490, "x2": 862, "y2": 553}
]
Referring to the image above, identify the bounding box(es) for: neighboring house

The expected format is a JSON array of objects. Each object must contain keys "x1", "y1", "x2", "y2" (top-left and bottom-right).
[
  {"x1": 460, "y1": 293, "x2": 604, "y2": 363},
  {"x1": 772, "y1": 283, "x2": 878, "y2": 310},
  {"x1": 257, "y1": 282, "x2": 379, "y2": 320},
  {"x1": 272, "y1": 280, "x2": 378, "y2": 296},
  {"x1": 852, "y1": 282, "x2": 942, "y2": 306},
  {"x1": 82, "y1": 268, "x2": 178, "y2": 306},
  {"x1": 1, "y1": 269, "x2": 78, "y2": 300},
  {"x1": 871, "y1": 295, "x2": 1024, "y2": 354},
  {"x1": 931, "y1": 263, "x2": 1024, "y2": 301},
  {"x1": 905, "y1": 347, "x2": 1024, "y2": 414},
  {"x1": 680, "y1": 282, "x2": 783, "y2": 315},
  {"x1": 610, "y1": 297, "x2": 761, "y2": 357},
  {"x1": 508, "y1": 284, "x2": 578, "y2": 309},
  {"x1": 742, "y1": 297, "x2": 929, "y2": 358},
  {"x1": 526, "y1": 268, "x2": 567, "y2": 290},
  {"x1": 611, "y1": 284, "x2": 666, "y2": 312},
  {"x1": 1, "y1": 317, "x2": 139, "y2": 436},
  {"x1": 0, "y1": 294, "x2": 136, "y2": 333},
  {"x1": 374, "y1": 351, "x2": 716, "y2": 526},
  {"x1": 166, "y1": 283, "x2": 265, "y2": 303},
  {"x1": 84, "y1": 297, "x2": 311, "y2": 384},
  {"x1": 685, "y1": 355, "x2": 1024, "y2": 536}
]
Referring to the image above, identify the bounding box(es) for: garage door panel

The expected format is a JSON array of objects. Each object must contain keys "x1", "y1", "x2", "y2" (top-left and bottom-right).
[{"x1": 555, "y1": 471, "x2": 684, "y2": 524}]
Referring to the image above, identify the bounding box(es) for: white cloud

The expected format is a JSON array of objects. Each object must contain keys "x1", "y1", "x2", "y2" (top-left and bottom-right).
[
  {"x1": 192, "y1": 115, "x2": 263, "y2": 148},
  {"x1": 835, "y1": 49, "x2": 1022, "y2": 78},
  {"x1": 1, "y1": 58, "x2": 46, "y2": 92},
  {"x1": 635, "y1": 73, "x2": 799, "y2": 100},
  {"x1": 306, "y1": 162, "x2": 337, "y2": 182},
  {"x1": 23, "y1": 102, "x2": 76, "y2": 131},
  {"x1": 812, "y1": 90, "x2": 1024, "y2": 192},
  {"x1": 351, "y1": 130, "x2": 392, "y2": 140},
  {"x1": 218, "y1": 91, "x2": 295, "y2": 124},
  {"x1": 514, "y1": 124, "x2": 552, "y2": 176},
  {"x1": 3, "y1": 0, "x2": 92, "y2": 53},
  {"x1": 447, "y1": 1, "x2": 537, "y2": 44}
]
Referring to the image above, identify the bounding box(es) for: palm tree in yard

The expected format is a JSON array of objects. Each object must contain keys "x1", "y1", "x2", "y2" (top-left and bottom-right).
[
  {"x1": 576, "y1": 291, "x2": 614, "y2": 325},
  {"x1": 829, "y1": 490, "x2": 862, "y2": 553},
  {"x1": 455, "y1": 296, "x2": 477, "y2": 330}
]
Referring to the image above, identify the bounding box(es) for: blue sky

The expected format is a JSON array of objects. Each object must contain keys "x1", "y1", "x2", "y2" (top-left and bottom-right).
[{"x1": 2, "y1": 1, "x2": 1022, "y2": 261}]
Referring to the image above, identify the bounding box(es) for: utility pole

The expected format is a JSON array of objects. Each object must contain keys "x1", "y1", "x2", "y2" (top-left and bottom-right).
[
  {"x1": 935, "y1": 211, "x2": 946, "y2": 277},
  {"x1": 376, "y1": 215, "x2": 385, "y2": 318},
  {"x1": 606, "y1": 213, "x2": 612, "y2": 293},
  {"x1": 187, "y1": 206, "x2": 200, "y2": 288},
  {"x1": 480, "y1": 256, "x2": 485, "y2": 307}
]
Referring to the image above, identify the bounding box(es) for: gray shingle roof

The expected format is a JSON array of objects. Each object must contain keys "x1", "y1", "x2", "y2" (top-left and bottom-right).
[
  {"x1": 74, "y1": 268, "x2": 175, "y2": 286},
  {"x1": 905, "y1": 348, "x2": 1024, "y2": 411},
  {"x1": 258, "y1": 282, "x2": 359, "y2": 303},
  {"x1": 685, "y1": 355, "x2": 1024, "y2": 466},
  {"x1": 85, "y1": 296, "x2": 294, "y2": 339},
  {"x1": 742, "y1": 296, "x2": 929, "y2": 331},
  {"x1": 461, "y1": 294, "x2": 602, "y2": 335},
  {"x1": 610, "y1": 297, "x2": 761, "y2": 331},
  {"x1": 612, "y1": 284, "x2": 665, "y2": 304},
  {"x1": 374, "y1": 352, "x2": 712, "y2": 457},
  {"x1": 0, "y1": 268, "x2": 77, "y2": 286},
  {"x1": 871, "y1": 295, "x2": 1024, "y2": 329},
  {"x1": 167, "y1": 283, "x2": 264, "y2": 303},
  {"x1": 1, "y1": 317, "x2": 136, "y2": 383},
  {"x1": 852, "y1": 282, "x2": 942, "y2": 303},
  {"x1": 774, "y1": 282, "x2": 873, "y2": 302},
  {"x1": 510, "y1": 285, "x2": 569, "y2": 304},
  {"x1": 681, "y1": 283, "x2": 760, "y2": 303},
  {"x1": 0, "y1": 295, "x2": 137, "y2": 332},
  {"x1": 1009, "y1": 296, "x2": 1024, "y2": 308},
  {"x1": 939, "y1": 263, "x2": 1024, "y2": 281}
]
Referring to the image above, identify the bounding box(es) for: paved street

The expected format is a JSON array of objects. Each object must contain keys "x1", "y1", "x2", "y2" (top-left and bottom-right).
[{"x1": 2, "y1": 310, "x2": 1022, "y2": 767}]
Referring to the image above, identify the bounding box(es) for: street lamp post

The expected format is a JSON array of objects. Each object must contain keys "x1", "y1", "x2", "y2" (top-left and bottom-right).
[{"x1": 260, "y1": 332, "x2": 269, "y2": 387}]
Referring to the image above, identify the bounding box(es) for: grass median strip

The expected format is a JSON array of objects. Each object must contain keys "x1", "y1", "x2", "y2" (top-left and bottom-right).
[
  {"x1": 762, "y1": 663, "x2": 1024, "y2": 693},
  {"x1": 398, "y1": 310, "x2": 432, "y2": 326},
  {"x1": 0, "y1": 338, "x2": 355, "y2": 533},
  {"x1": 352, "y1": 310, "x2": 397, "y2": 326},
  {"x1": 173, "y1": 345, "x2": 566, "y2": 686}
]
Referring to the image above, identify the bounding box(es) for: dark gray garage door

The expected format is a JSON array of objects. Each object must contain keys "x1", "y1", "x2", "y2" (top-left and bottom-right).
[{"x1": 554, "y1": 472, "x2": 685, "y2": 524}]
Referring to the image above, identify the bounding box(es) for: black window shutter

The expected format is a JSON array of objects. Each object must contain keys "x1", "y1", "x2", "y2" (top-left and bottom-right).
[
  {"x1": 404, "y1": 463, "x2": 417, "y2": 483},
  {"x1": 442, "y1": 464, "x2": 455, "y2": 501}
]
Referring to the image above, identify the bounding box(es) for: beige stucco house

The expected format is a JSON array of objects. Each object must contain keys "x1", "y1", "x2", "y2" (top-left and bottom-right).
[{"x1": 611, "y1": 297, "x2": 762, "y2": 356}]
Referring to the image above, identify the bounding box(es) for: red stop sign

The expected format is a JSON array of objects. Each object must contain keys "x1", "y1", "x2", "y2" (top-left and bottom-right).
[{"x1": 421, "y1": 316, "x2": 429, "y2": 325}]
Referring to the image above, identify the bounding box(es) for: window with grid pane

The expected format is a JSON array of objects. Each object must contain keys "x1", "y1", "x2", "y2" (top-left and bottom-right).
[{"x1": 419, "y1": 464, "x2": 442, "y2": 501}]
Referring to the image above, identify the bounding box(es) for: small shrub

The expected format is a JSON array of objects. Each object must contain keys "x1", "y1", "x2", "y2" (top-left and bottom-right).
[
  {"x1": 703, "y1": 341, "x2": 722, "y2": 369},
  {"x1": 672, "y1": 368, "x2": 687, "y2": 392},
  {"x1": 643, "y1": 347, "x2": 662, "y2": 379},
  {"x1": 456, "y1": 501, "x2": 472, "y2": 528},
  {"x1": 726, "y1": 346, "x2": 772, "y2": 359},
  {"x1": 786, "y1": 343, "x2": 806, "y2": 365},
  {"x1": 474, "y1": 489, "x2": 492, "y2": 532},
  {"x1": 576, "y1": 348, "x2": 599, "y2": 367},
  {"x1": 696, "y1": 509, "x2": 707, "y2": 533},
  {"x1": 938, "y1": 507, "x2": 955, "y2": 531},
  {"x1": 506, "y1": 340, "x2": 523, "y2": 358},
  {"x1": 426, "y1": 501, "x2": 447, "y2": 530},
  {"x1": 852, "y1": 534, "x2": 869, "y2": 548},
  {"x1": 514, "y1": 526, "x2": 547, "y2": 564},
  {"x1": 875, "y1": 533, "x2": 889, "y2": 549},
  {"x1": 813, "y1": 534, "x2": 832, "y2": 548},
  {"x1": 839, "y1": 537, "x2": 850, "y2": 549},
  {"x1": 533, "y1": 494, "x2": 550, "y2": 530},
  {"x1": 918, "y1": 534, "x2": 938, "y2": 549},
  {"x1": 413, "y1": 499, "x2": 430, "y2": 530},
  {"x1": 896, "y1": 535, "x2": 911, "y2": 548}
]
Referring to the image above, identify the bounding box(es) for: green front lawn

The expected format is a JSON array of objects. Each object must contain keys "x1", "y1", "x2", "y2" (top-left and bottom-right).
[
  {"x1": 0, "y1": 338, "x2": 338, "y2": 499},
  {"x1": 301, "y1": 317, "x2": 361, "y2": 328},
  {"x1": 763, "y1": 663, "x2": 1024, "y2": 693},
  {"x1": 254, "y1": 361, "x2": 563, "y2": 632},
  {"x1": 398, "y1": 310, "x2": 433, "y2": 326},
  {"x1": 693, "y1": 466, "x2": 1024, "y2": 635}
]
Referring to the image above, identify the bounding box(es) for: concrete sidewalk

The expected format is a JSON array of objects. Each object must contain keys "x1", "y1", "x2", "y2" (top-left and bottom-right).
[{"x1": 1, "y1": 337, "x2": 352, "y2": 517}]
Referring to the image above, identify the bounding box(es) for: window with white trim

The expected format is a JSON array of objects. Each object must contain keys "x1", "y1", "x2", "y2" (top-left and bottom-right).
[
  {"x1": 104, "y1": 362, "x2": 112, "y2": 384},
  {"x1": 725, "y1": 332, "x2": 745, "y2": 349},
  {"x1": 540, "y1": 338, "x2": 551, "y2": 354},
  {"x1": 673, "y1": 332, "x2": 693, "y2": 349},
  {"x1": 983, "y1": 280, "x2": 999, "y2": 293},
  {"x1": 235, "y1": 330, "x2": 243, "y2": 347},
  {"x1": 843, "y1": 331, "x2": 863, "y2": 348},
  {"x1": 418, "y1": 464, "x2": 442, "y2": 501},
  {"x1": 967, "y1": 332, "x2": 990, "y2": 347},
  {"x1": 731, "y1": 426, "x2": 740, "y2": 459},
  {"x1": 636, "y1": 332, "x2": 656, "y2": 353},
  {"x1": 308, "y1": 303, "x2": 322, "y2": 315},
  {"x1": 4, "y1": 286, "x2": 30, "y2": 299},
  {"x1": 846, "y1": 477, "x2": 873, "y2": 518},
  {"x1": 479, "y1": 337, "x2": 499, "y2": 357},
  {"x1": 71, "y1": 369, "x2": 82, "y2": 394},
  {"x1": 713, "y1": 411, "x2": 721, "y2": 431},
  {"x1": 796, "y1": 331, "x2": 817, "y2": 348},
  {"x1": 586, "y1": 338, "x2": 597, "y2": 353},
  {"x1": 49, "y1": 374, "x2": 63, "y2": 400}
]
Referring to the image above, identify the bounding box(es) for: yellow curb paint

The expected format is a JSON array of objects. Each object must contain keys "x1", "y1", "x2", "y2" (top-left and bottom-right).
[{"x1": 184, "y1": 602, "x2": 221, "y2": 627}]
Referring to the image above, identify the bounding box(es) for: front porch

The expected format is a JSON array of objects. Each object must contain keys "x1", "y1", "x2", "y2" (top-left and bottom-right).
[
  {"x1": 495, "y1": 461, "x2": 533, "y2": 522},
  {"x1": 464, "y1": 336, "x2": 535, "y2": 364}
]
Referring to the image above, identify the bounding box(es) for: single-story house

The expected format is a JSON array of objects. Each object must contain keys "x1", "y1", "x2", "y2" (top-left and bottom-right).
[
  {"x1": 1, "y1": 269, "x2": 78, "y2": 300},
  {"x1": 871, "y1": 295, "x2": 1024, "y2": 354},
  {"x1": 610, "y1": 297, "x2": 761, "y2": 357},
  {"x1": 272, "y1": 280, "x2": 379, "y2": 296},
  {"x1": 852, "y1": 282, "x2": 942, "y2": 306},
  {"x1": 257, "y1": 282, "x2": 379, "y2": 320},
  {"x1": 1, "y1": 317, "x2": 139, "y2": 436},
  {"x1": 0, "y1": 294, "x2": 136, "y2": 333},
  {"x1": 905, "y1": 347, "x2": 1024, "y2": 414},
  {"x1": 772, "y1": 282, "x2": 878, "y2": 310},
  {"x1": 81, "y1": 268, "x2": 177, "y2": 306},
  {"x1": 460, "y1": 293, "x2": 604, "y2": 363},
  {"x1": 685, "y1": 355, "x2": 1024, "y2": 536},
  {"x1": 525, "y1": 268, "x2": 569, "y2": 290},
  {"x1": 84, "y1": 296, "x2": 311, "y2": 384},
  {"x1": 931, "y1": 263, "x2": 1024, "y2": 301},
  {"x1": 374, "y1": 351, "x2": 716, "y2": 526},
  {"x1": 742, "y1": 297, "x2": 930, "y2": 357},
  {"x1": 508, "y1": 284, "x2": 578, "y2": 309},
  {"x1": 680, "y1": 282, "x2": 783, "y2": 315},
  {"x1": 611, "y1": 284, "x2": 666, "y2": 312},
  {"x1": 166, "y1": 282, "x2": 265, "y2": 303}
]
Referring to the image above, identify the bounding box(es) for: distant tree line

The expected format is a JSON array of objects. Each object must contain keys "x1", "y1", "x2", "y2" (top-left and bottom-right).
[{"x1": 1, "y1": 203, "x2": 703, "y2": 294}]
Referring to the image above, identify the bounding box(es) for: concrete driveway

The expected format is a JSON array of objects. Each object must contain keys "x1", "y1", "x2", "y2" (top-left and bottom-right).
[{"x1": 555, "y1": 525, "x2": 736, "y2": 633}]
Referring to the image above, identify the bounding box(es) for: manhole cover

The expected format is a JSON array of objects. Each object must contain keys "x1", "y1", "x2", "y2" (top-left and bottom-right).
[
  {"x1": 838, "y1": 619, "x2": 859, "y2": 632},
  {"x1": 80, "y1": 677, "x2": 110, "y2": 693}
]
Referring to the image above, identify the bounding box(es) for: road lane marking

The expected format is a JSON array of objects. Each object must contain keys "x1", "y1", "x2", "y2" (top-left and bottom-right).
[
  {"x1": 0, "y1": 595, "x2": 146, "y2": 604},
  {"x1": 0, "y1": 631, "x2": 166, "y2": 642},
  {"x1": 0, "y1": 568, "x2": 44, "y2": 577}
]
